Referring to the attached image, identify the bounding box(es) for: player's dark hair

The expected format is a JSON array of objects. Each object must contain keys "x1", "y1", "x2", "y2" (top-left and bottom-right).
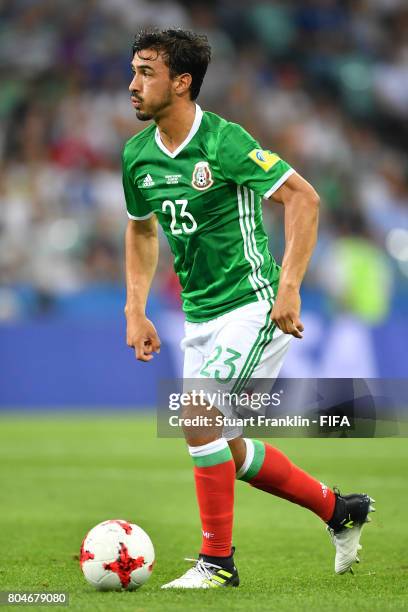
[{"x1": 132, "y1": 28, "x2": 211, "y2": 100}]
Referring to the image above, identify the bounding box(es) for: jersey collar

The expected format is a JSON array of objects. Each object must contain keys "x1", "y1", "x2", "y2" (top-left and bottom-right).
[{"x1": 154, "y1": 104, "x2": 203, "y2": 159}]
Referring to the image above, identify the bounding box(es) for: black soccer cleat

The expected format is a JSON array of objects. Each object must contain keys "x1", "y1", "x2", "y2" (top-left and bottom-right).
[
  {"x1": 161, "y1": 548, "x2": 239, "y2": 589},
  {"x1": 327, "y1": 489, "x2": 375, "y2": 574}
]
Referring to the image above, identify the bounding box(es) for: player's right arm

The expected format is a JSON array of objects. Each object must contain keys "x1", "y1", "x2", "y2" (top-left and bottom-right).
[{"x1": 125, "y1": 216, "x2": 161, "y2": 362}]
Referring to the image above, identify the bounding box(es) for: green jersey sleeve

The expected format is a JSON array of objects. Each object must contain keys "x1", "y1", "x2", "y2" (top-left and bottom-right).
[
  {"x1": 122, "y1": 151, "x2": 153, "y2": 220},
  {"x1": 217, "y1": 122, "x2": 295, "y2": 198}
]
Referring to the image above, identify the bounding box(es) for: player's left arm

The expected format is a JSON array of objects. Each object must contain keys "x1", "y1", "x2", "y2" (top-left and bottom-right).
[{"x1": 269, "y1": 172, "x2": 320, "y2": 339}]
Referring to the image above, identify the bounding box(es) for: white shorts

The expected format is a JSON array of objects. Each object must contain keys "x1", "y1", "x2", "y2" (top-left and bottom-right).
[{"x1": 181, "y1": 300, "x2": 292, "y2": 439}]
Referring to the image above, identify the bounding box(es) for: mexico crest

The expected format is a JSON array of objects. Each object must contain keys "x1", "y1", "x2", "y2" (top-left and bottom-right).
[{"x1": 192, "y1": 161, "x2": 214, "y2": 190}]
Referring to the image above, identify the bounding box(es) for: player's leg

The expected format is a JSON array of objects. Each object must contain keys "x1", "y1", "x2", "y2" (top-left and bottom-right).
[
  {"x1": 162, "y1": 326, "x2": 238, "y2": 589},
  {"x1": 229, "y1": 436, "x2": 336, "y2": 520},
  {"x1": 162, "y1": 398, "x2": 239, "y2": 589},
  {"x1": 227, "y1": 325, "x2": 335, "y2": 522},
  {"x1": 165, "y1": 301, "x2": 279, "y2": 587},
  {"x1": 231, "y1": 435, "x2": 375, "y2": 573},
  {"x1": 228, "y1": 326, "x2": 375, "y2": 574},
  {"x1": 163, "y1": 300, "x2": 284, "y2": 588}
]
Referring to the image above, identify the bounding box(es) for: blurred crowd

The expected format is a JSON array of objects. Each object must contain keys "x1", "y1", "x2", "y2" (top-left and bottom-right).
[{"x1": 1, "y1": 0, "x2": 407, "y2": 321}]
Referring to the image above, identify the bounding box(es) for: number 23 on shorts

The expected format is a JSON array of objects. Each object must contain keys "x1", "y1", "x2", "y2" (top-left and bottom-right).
[{"x1": 199, "y1": 345, "x2": 242, "y2": 383}]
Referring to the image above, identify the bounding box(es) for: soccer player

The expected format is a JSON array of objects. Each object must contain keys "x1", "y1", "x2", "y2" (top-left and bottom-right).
[{"x1": 123, "y1": 29, "x2": 374, "y2": 588}]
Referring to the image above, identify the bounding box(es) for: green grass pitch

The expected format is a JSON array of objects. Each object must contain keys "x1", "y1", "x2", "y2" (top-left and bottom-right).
[{"x1": 0, "y1": 414, "x2": 407, "y2": 611}]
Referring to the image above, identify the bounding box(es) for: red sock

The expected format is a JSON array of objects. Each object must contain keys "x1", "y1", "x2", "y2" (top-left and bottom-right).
[
  {"x1": 237, "y1": 439, "x2": 335, "y2": 522},
  {"x1": 189, "y1": 439, "x2": 235, "y2": 557}
]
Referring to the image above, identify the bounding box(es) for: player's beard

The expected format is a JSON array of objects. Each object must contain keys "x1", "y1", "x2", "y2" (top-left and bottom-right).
[
  {"x1": 134, "y1": 87, "x2": 173, "y2": 122},
  {"x1": 135, "y1": 107, "x2": 153, "y2": 121}
]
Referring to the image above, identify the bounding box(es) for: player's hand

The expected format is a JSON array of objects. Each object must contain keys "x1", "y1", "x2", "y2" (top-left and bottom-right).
[
  {"x1": 271, "y1": 285, "x2": 304, "y2": 339},
  {"x1": 126, "y1": 313, "x2": 161, "y2": 362}
]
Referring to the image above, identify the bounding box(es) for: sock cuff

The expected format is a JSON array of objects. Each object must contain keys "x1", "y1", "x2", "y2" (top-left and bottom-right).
[
  {"x1": 189, "y1": 438, "x2": 232, "y2": 468},
  {"x1": 235, "y1": 438, "x2": 254, "y2": 479},
  {"x1": 236, "y1": 438, "x2": 265, "y2": 481}
]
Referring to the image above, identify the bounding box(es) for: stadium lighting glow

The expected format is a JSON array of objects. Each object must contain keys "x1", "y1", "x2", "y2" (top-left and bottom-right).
[
  {"x1": 385, "y1": 228, "x2": 408, "y2": 262},
  {"x1": 48, "y1": 219, "x2": 80, "y2": 251}
]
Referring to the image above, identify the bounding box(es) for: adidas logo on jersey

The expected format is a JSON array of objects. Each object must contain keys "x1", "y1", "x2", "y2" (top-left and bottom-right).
[{"x1": 141, "y1": 174, "x2": 155, "y2": 188}]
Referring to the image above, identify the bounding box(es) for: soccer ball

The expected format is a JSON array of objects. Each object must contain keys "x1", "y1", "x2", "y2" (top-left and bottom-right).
[{"x1": 80, "y1": 519, "x2": 155, "y2": 591}]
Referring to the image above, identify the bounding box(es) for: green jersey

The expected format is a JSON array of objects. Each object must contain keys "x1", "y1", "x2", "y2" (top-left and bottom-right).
[{"x1": 122, "y1": 105, "x2": 294, "y2": 322}]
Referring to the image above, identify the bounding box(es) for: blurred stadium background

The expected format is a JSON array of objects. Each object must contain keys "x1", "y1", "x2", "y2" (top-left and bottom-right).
[{"x1": 0, "y1": 0, "x2": 407, "y2": 408}]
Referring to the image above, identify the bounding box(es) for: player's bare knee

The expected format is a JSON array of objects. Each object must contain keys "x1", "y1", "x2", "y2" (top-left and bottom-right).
[
  {"x1": 228, "y1": 437, "x2": 247, "y2": 471},
  {"x1": 181, "y1": 396, "x2": 223, "y2": 446}
]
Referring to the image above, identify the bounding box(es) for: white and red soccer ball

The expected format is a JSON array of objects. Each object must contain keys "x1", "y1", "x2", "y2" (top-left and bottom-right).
[{"x1": 80, "y1": 519, "x2": 155, "y2": 590}]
